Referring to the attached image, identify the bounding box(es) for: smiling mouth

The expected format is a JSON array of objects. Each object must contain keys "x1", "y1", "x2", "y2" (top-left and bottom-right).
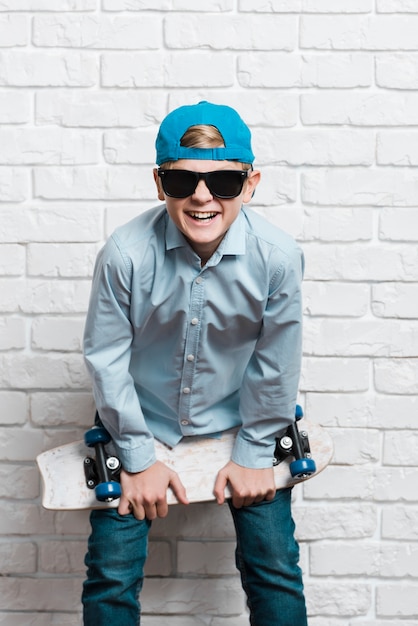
[{"x1": 187, "y1": 211, "x2": 218, "y2": 222}]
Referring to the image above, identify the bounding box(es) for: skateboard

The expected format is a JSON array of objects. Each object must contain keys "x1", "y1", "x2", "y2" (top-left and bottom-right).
[{"x1": 37, "y1": 406, "x2": 333, "y2": 511}]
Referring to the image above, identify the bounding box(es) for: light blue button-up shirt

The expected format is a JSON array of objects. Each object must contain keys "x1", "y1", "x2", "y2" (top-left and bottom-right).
[{"x1": 83, "y1": 205, "x2": 304, "y2": 473}]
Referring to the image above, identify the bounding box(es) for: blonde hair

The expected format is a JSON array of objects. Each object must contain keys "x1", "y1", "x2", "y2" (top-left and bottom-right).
[{"x1": 162, "y1": 125, "x2": 251, "y2": 170}]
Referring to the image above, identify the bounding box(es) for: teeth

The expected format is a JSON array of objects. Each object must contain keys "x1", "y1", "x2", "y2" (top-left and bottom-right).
[{"x1": 188, "y1": 212, "x2": 217, "y2": 219}]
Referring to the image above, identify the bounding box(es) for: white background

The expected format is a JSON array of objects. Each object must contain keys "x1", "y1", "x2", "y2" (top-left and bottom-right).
[{"x1": 1, "y1": 1, "x2": 418, "y2": 624}]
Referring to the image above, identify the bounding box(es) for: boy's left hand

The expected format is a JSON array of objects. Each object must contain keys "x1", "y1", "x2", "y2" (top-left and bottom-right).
[{"x1": 213, "y1": 461, "x2": 276, "y2": 508}]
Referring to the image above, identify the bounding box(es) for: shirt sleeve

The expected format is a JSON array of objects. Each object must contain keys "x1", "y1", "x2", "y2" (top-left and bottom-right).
[
  {"x1": 83, "y1": 236, "x2": 156, "y2": 473},
  {"x1": 231, "y1": 244, "x2": 304, "y2": 469}
]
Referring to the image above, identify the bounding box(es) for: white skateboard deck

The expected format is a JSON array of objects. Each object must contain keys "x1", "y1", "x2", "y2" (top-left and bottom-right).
[{"x1": 37, "y1": 420, "x2": 333, "y2": 511}]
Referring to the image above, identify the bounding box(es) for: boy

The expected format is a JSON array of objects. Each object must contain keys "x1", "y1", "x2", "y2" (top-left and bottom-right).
[{"x1": 82, "y1": 101, "x2": 307, "y2": 625}]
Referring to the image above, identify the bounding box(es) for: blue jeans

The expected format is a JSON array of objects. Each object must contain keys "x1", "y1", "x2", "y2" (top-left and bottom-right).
[{"x1": 82, "y1": 489, "x2": 307, "y2": 626}]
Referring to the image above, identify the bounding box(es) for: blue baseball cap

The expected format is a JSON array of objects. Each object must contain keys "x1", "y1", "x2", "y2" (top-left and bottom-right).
[{"x1": 155, "y1": 101, "x2": 255, "y2": 165}]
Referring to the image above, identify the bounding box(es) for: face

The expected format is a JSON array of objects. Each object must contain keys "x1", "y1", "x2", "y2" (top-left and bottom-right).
[{"x1": 153, "y1": 159, "x2": 260, "y2": 264}]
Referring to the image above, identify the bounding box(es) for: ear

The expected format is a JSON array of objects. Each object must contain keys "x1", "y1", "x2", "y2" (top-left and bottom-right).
[
  {"x1": 242, "y1": 169, "x2": 261, "y2": 204},
  {"x1": 153, "y1": 168, "x2": 165, "y2": 201}
]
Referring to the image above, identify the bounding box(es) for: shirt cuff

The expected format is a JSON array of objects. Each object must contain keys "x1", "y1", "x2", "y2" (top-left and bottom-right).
[
  {"x1": 114, "y1": 438, "x2": 157, "y2": 474},
  {"x1": 231, "y1": 431, "x2": 276, "y2": 469}
]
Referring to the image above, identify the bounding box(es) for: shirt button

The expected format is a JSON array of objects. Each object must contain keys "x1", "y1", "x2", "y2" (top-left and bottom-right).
[
  {"x1": 196, "y1": 277, "x2": 203, "y2": 284},
  {"x1": 187, "y1": 354, "x2": 195, "y2": 362},
  {"x1": 182, "y1": 387, "x2": 191, "y2": 394},
  {"x1": 191, "y1": 317, "x2": 199, "y2": 325},
  {"x1": 181, "y1": 419, "x2": 189, "y2": 426}
]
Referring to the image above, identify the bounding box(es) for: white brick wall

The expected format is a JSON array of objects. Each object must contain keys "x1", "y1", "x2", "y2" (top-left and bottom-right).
[{"x1": 1, "y1": 1, "x2": 417, "y2": 624}]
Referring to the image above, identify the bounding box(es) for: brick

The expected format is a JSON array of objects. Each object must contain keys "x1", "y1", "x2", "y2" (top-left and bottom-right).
[
  {"x1": 306, "y1": 582, "x2": 371, "y2": 616},
  {"x1": 253, "y1": 129, "x2": 373, "y2": 166},
  {"x1": 0, "y1": 542, "x2": 36, "y2": 574},
  {"x1": 30, "y1": 391, "x2": 94, "y2": 427},
  {"x1": 304, "y1": 319, "x2": 418, "y2": 357},
  {"x1": 103, "y1": 0, "x2": 231, "y2": 9},
  {"x1": 0, "y1": 168, "x2": 29, "y2": 202},
  {"x1": 295, "y1": 504, "x2": 377, "y2": 540},
  {"x1": 0, "y1": 52, "x2": 98, "y2": 87},
  {"x1": 250, "y1": 167, "x2": 296, "y2": 205},
  {"x1": 300, "y1": 357, "x2": 370, "y2": 392},
  {"x1": 149, "y1": 501, "x2": 236, "y2": 539},
  {"x1": 303, "y1": 282, "x2": 369, "y2": 317},
  {"x1": 240, "y1": 0, "x2": 372, "y2": 11},
  {"x1": 104, "y1": 129, "x2": 157, "y2": 164},
  {"x1": 0, "y1": 91, "x2": 29, "y2": 123},
  {"x1": 0, "y1": 316, "x2": 26, "y2": 350},
  {"x1": 33, "y1": 15, "x2": 161, "y2": 49},
  {"x1": 0, "y1": 0, "x2": 95, "y2": 8},
  {"x1": 165, "y1": 15, "x2": 296, "y2": 50},
  {"x1": 383, "y1": 430, "x2": 418, "y2": 466},
  {"x1": 302, "y1": 167, "x2": 418, "y2": 207},
  {"x1": 374, "y1": 358, "x2": 418, "y2": 393},
  {"x1": 177, "y1": 541, "x2": 236, "y2": 575},
  {"x1": 0, "y1": 615, "x2": 82, "y2": 626},
  {"x1": 22, "y1": 279, "x2": 91, "y2": 314},
  {"x1": 377, "y1": 52, "x2": 418, "y2": 88},
  {"x1": 105, "y1": 203, "x2": 150, "y2": 235},
  {"x1": 27, "y1": 243, "x2": 97, "y2": 277},
  {"x1": 327, "y1": 427, "x2": 380, "y2": 464},
  {"x1": 31, "y1": 317, "x2": 84, "y2": 352},
  {"x1": 238, "y1": 53, "x2": 372, "y2": 88},
  {"x1": 0, "y1": 503, "x2": 56, "y2": 535},
  {"x1": 301, "y1": 15, "x2": 418, "y2": 50},
  {"x1": 0, "y1": 353, "x2": 89, "y2": 390},
  {"x1": 36, "y1": 89, "x2": 167, "y2": 128},
  {"x1": 378, "y1": 0, "x2": 418, "y2": 11},
  {"x1": 0, "y1": 464, "x2": 39, "y2": 498},
  {"x1": 0, "y1": 129, "x2": 99, "y2": 165},
  {"x1": 0, "y1": 578, "x2": 82, "y2": 612},
  {"x1": 0, "y1": 391, "x2": 27, "y2": 424},
  {"x1": 34, "y1": 166, "x2": 155, "y2": 200},
  {"x1": 305, "y1": 465, "x2": 418, "y2": 502},
  {"x1": 0, "y1": 14, "x2": 27, "y2": 46},
  {"x1": 302, "y1": 208, "x2": 373, "y2": 242},
  {"x1": 310, "y1": 541, "x2": 418, "y2": 577},
  {"x1": 102, "y1": 52, "x2": 234, "y2": 88},
  {"x1": 306, "y1": 392, "x2": 418, "y2": 429},
  {"x1": 303, "y1": 243, "x2": 418, "y2": 281},
  {"x1": 382, "y1": 506, "x2": 418, "y2": 540},
  {"x1": 372, "y1": 283, "x2": 418, "y2": 318},
  {"x1": 0, "y1": 244, "x2": 25, "y2": 276},
  {"x1": 39, "y1": 540, "x2": 86, "y2": 574},
  {"x1": 0, "y1": 205, "x2": 103, "y2": 244},
  {"x1": 379, "y1": 207, "x2": 418, "y2": 241},
  {"x1": 376, "y1": 584, "x2": 418, "y2": 617},
  {"x1": 142, "y1": 578, "x2": 245, "y2": 615},
  {"x1": 378, "y1": 131, "x2": 418, "y2": 164},
  {"x1": 144, "y1": 540, "x2": 172, "y2": 576},
  {"x1": 301, "y1": 92, "x2": 418, "y2": 126}
]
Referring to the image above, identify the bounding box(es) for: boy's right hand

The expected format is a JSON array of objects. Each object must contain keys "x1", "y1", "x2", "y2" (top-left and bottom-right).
[{"x1": 118, "y1": 461, "x2": 189, "y2": 520}]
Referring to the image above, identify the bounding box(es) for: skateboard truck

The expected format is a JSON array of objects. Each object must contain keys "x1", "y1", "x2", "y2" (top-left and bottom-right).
[
  {"x1": 83, "y1": 427, "x2": 122, "y2": 502},
  {"x1": 273, "y1": 405, "x2": 317, "y2": 478}
]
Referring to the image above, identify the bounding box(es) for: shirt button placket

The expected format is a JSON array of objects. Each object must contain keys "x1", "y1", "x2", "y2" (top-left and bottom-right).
[{"x1": 178, "y1": 274, "x2": 204, "y2": 433}]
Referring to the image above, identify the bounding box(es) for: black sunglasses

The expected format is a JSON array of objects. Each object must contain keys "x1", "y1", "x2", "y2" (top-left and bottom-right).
[{"x1": 157, "y1": 169, "x2": 249, "y2": 199}]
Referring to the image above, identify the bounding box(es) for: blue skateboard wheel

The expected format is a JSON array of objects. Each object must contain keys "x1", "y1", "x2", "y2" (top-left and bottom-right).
[
  {"x1": 295, "y1": 405, "x2": 304, "y2": 420},
  {"x1": 289, "y1": 457, "x2": 316, "y2": 478},
  {"x1": 84, "y1": 427, "x2": 111, "y2": 447},
  {"x1": 95, "y1": 481, "x2": 122, "y2": 502}
]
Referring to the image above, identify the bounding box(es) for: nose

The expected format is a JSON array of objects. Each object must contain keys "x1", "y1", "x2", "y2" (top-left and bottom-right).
[{"x1": 192, "y1": 178, "x2": 213, "y2": 202}]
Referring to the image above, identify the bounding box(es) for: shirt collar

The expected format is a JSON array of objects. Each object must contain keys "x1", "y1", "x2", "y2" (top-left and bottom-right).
[{"x1": 165, "y1": 207, "x2": 247, "y2": 255}]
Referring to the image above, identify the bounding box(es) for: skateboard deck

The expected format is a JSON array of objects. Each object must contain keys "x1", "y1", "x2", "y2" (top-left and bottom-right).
[{"x1": 37, "y1": 415, "x2": 333, "y2": 511}]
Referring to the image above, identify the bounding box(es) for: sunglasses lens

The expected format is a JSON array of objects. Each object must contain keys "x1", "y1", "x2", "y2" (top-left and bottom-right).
[
  {"x1": 160, "y1": 170, "x2": 198, "y2": 198},
  {"x1": 206, "y1": 171, "x2": 246, "y2": 198}
]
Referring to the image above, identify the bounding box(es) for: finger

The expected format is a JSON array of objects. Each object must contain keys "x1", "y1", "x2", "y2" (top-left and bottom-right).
[
  {"x1": 169, "y1": 472, "x2": 189, "y2": 506},
  {"x1": 118, "y1": 494, "x2": 133, "y2": 516},
  {"x1": 213, "y1": 471, "x2": 228, "y2": 505}
]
